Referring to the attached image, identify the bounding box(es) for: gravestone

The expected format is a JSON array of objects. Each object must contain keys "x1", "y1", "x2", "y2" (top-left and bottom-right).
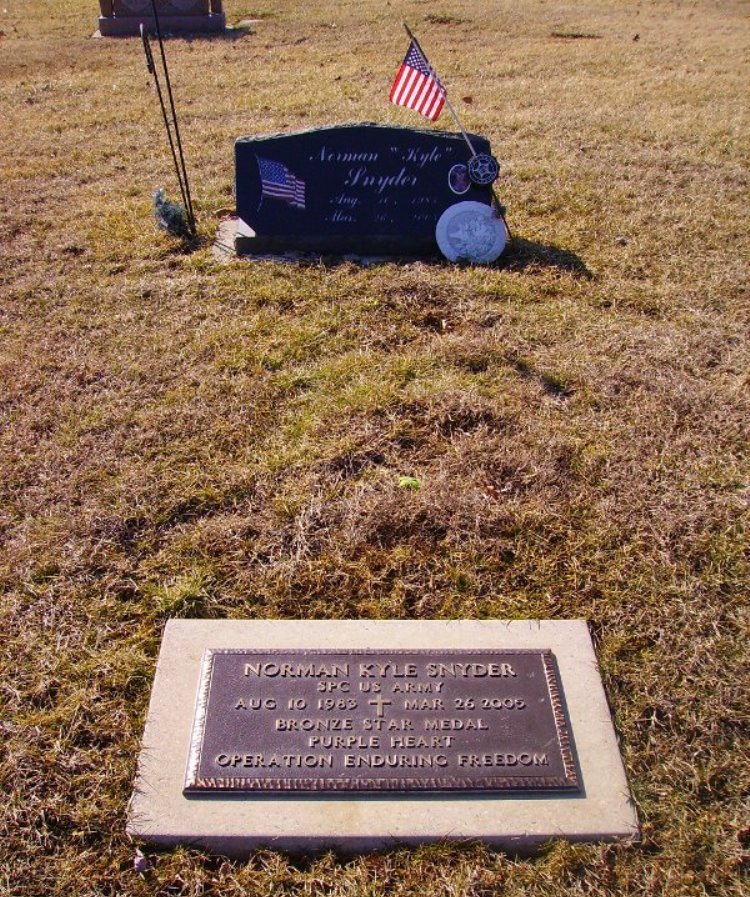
[
  {"x1": 185, "y1": 648, "x2": 578, "y2": 793},
  {"x1": 128, "y1": 619, "x2": 639, "y2": 855},
  {"x1": 97, "y1": 0, "x2": 225, "y2": 36},
  {"x1": 234, "y1": 124, "x2": 497, "y2": 256}
]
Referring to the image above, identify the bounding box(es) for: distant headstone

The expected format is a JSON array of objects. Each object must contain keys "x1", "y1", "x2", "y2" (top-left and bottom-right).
[
  {"x1": 128, "y1": 619, "x2": 639, "y2": 855},
  {"x1": 97, "y1": 0, "x2": 225, "y2": 36},
  {"x1": 234, "y1": 124, "x2": 497, "y2": 256}
]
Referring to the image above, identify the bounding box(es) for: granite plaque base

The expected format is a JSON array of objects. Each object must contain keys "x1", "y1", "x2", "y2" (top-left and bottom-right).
[{"x1": 128, "y1": 620, "x2": 638, "y2": 855}]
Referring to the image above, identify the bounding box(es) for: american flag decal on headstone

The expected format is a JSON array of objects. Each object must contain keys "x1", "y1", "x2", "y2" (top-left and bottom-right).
[{"x1": 256, "y1": 157, "x2": 306, "y2": 209}]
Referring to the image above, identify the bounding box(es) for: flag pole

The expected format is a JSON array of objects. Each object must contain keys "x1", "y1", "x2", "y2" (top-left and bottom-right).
[
  {"x1": 140, "y1": 25, "x2": 190, "y2": 220},
  {"x1": 149, "y1": 0, "x2": 196, "y2": 235},
  {"x1": 401, "y1": 21, "x2": 511, "y2": 236},
  {"x1": 402, "y1": 22, "x2": 476, "y2": 156}
]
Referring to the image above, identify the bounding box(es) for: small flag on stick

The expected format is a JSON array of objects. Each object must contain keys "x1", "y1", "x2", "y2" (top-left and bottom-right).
[
  {"x1": 256, "y1": 156, "x2": 306, "y2": 209},
  {"x1": 389, "y1": 39, "x2": 446, "y2": 122}
]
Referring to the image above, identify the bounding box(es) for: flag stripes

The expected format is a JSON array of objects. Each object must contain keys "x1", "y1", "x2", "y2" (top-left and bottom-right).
[
  {"x1": 256, "y1": 156, "x2": 306, "y2": 209},
  {"x1": 389, "y1": 40, "x2": 446, "y2": 122}
]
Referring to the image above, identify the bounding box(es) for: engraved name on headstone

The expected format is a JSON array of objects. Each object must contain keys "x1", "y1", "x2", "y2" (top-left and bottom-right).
[
  {"x1": 184, "y1": 649, "x2": 579, "y2": 793},
  {"x1": 234, "y1": 124, "x2": 495, "y2": 255}
]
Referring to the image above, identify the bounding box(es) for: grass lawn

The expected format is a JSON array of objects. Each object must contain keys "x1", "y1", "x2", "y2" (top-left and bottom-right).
[{"x1": 0, "y1": 0, "x2": 748, "y2": 894}]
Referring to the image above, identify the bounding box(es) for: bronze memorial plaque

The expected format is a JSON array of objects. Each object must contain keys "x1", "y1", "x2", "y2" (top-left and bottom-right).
[{"x1": 184, "y1": 650, "x2": 579, "y2": 793}]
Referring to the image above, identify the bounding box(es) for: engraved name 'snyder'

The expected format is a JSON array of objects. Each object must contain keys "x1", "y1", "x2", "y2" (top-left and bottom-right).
[{"x1": 184, "y1": 650, "x2": 579, "y2": 793}]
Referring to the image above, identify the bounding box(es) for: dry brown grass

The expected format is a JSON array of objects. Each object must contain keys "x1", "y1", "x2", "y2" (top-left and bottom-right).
[{"x1": 1, "y1": 0, "x2": 748, "y2": 894}]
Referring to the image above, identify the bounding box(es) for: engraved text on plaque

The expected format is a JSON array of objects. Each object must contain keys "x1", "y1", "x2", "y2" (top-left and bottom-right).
[{"x1": 184, "y1": 650, "x2": 578, "y2": 793}]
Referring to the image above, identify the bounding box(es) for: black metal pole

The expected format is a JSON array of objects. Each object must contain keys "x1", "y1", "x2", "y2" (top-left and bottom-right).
[
  {"x1": 149, "y1": 0, "x2": 196, "y2": 234},
  {"x1": 140, "y1": 25, "x2": 190, "y2": 219}
]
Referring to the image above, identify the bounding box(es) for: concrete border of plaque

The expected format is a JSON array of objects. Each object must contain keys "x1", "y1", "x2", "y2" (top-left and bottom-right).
[{"x1": 128, "y1": 619, "x2": 638, "y2": 855}]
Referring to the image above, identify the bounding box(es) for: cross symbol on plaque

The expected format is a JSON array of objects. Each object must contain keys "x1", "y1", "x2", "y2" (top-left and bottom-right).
[{"x1": 368, "y1": 695, "x2": 392, "y2": 718}]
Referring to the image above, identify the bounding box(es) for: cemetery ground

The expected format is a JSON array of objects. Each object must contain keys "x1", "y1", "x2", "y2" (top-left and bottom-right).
[{"x1": 0, "y1": 0, "x2": 747, "y2": 894}]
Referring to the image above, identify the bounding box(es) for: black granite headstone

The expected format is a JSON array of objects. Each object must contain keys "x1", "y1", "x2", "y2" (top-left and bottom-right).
[{"x1": 234, "y1": 123, "x2": 494, "y2": 256}]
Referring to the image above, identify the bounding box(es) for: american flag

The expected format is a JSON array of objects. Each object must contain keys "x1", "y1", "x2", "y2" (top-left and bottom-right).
[
  {"x1": 389, "y1": 39, "x2": 446, "y2": 122},
  {"x1": 256, "y1": 156, "x2": 306, "y2": 209}
]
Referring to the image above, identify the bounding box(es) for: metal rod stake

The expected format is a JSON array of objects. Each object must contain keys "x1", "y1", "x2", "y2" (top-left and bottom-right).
[{"x1": 149, "y1": 0, "x2": 196, "y2": 234}]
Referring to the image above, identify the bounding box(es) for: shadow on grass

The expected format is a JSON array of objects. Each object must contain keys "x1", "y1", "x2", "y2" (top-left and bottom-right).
[
  {"x1": 500, "y1": 237, "x2": 593, "y2": 278},
  {"x1": 141, "y1": 25, "x2": 255, "y2": 42},
  {"x1": 218, "y1": 218, "x2": 592, "y2": 276},
  {"x1": 160, "y1": 231, "x2": 209, "y2": 255}
]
